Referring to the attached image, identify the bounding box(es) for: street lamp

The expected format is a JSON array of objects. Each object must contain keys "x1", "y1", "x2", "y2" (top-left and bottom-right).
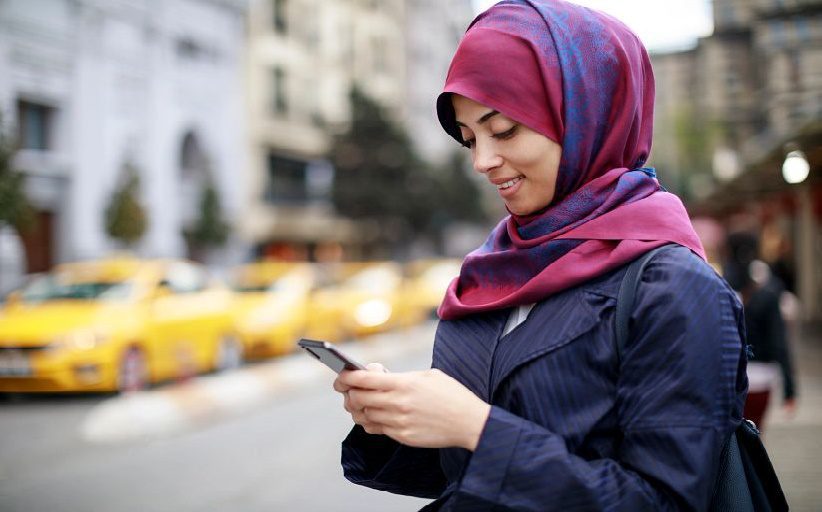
[{"x1": 782, "y1": 150, "x2": 810, "y2": 184}]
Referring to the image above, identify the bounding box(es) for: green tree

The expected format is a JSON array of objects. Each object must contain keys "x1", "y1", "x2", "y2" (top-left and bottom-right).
[
  {"x1": 0, "y1": 113, "x2": 34, "y2": 234},
  {"x1": 185, "y1": 178, "x2": 230, "y2": 252},
  {"x1": 672, "y1": 106, "x2": 723, "y2": 202},
  {"x1": 104, "y1": 162, "x2": 148, "y2": 247},
  {"x1": 331, "y1": 88, "x2": 487, "y2": 251},
  {"x1": 432, "y1": 151, "x2": 488, "y2": 224}
]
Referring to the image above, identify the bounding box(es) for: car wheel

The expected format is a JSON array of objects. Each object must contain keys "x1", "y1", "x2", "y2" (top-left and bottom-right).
[
  {"x1": 118, "y1": 347, "x2": 148, "y2": 393},
  {"x1": 215, "y1": 335, "x2": 244, "y2": 372}
]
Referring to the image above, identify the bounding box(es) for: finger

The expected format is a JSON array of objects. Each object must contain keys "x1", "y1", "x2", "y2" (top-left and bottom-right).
[
  {"x1": 361, "y1": 422, "x2": 385, "y2": 435},
  {"x1": 333, "y1": 377, "x2": 352, "y2": 393},
  {"x1": 343, "y1": 392, "x2": 356, "y2": 414},
  {"x1": 362, "y1": 407, "x2": 403, "y2": 428},
  {"x1": 352, "y1": 408, "x2": 386, "y2": 427},
  {"x1": 341, "y1": 369, "x2": 400, "y2": 391},
  {"x1": 366, "y1": 362, "x2": 389, "y2": 373},
  {"x1": 351, "y1": 409, "x2": 368, "y2": 425},
  {"x1": 349, "y1": 389, "x2": 395, "y2": 410}
]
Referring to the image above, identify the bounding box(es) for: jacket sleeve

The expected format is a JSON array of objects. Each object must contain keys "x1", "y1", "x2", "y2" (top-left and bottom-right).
[
  {"x1": 341, "y1": 424, "x2": 447, "y2": 499},
  {"x1": 447, "y1": 253, "x2": 747, "y2": 511}
]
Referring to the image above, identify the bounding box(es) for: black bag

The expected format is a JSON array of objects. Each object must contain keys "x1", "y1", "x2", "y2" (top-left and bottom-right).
[{"x1": 615, "y1": 245, "x2": 789, "y2": 512}]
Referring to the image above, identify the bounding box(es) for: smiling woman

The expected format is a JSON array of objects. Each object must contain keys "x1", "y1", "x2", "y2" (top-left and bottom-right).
[
  {"x1": 334, "y1": 1, "x2": 749, "y2": 511},
  {"x1": 451, "y1": 95, "x2": 561, "y2": 216}
]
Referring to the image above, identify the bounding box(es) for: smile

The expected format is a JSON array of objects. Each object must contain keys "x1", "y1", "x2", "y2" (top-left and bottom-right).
[{"x1": 496, "y1": 177, "x2": 523, "y2": 190}]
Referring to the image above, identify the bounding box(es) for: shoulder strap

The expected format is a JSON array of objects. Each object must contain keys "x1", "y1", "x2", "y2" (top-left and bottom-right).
[{"x1": 615, "y1": 244, "x2": 676, "y2": 366}]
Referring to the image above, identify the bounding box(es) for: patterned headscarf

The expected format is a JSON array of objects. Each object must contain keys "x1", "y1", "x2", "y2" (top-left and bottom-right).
[{"x1": 437, "y1": 0, "x2": 705, "y2": 320}]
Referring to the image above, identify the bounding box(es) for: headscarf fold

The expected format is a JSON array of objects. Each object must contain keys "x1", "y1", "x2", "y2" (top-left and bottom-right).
[{"x1": 437, "y1": 0, "x2": 705, "y2": 320}]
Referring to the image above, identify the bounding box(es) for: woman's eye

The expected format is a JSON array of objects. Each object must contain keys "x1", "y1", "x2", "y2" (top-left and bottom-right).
[
  {"x1": 462, "y1": 138, "x2": 475, "y2": 149},
  {"x1": 492, "y1": 125, "x2": 518, "y2": 140}
]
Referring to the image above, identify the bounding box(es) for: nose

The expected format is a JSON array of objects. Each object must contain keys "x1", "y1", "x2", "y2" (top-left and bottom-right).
[{"x1": 472, "y1": 140, "x2": 503, "y2": 174}]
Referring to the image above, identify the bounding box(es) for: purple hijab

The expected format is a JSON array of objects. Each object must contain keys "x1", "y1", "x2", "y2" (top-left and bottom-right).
[{"x1": 437, "y1": 0, "x2": 705, "y2": 320}]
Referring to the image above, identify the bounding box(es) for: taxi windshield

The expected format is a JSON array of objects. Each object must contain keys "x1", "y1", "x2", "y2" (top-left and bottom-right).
[{"x1": 21, "y1": 275, "x2": 134, "y2": 302}]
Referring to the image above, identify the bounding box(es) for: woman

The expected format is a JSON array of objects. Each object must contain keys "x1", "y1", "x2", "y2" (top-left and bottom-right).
[
  {"x1": 334, "y1": 1, "x2": 747, "y2": 510},
  {"x1": 724, "y1": 231, "x2": 796, "y2": 431}
]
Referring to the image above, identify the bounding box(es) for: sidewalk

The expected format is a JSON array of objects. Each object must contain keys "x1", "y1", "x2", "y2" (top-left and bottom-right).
[
  {"x1": 762, "y1": 322, "x2": 822, "y2": 512},
  {"x1": 80, "y1": 322, "x2": 437, "y2": 444}
]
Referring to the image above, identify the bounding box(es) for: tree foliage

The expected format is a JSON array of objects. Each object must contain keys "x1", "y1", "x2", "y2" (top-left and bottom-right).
[
  {"x1": 104, "y1": 162, "x2": 148, "y2": 246},
  {"x1": 185, "y1": 178, "x2": 230, "y2": 250},
  {"x1": 330, "y1": 88, "x2": 487, "y2": 248},
  {"x1": 0, "y1": 113, "x2": 34, "y2": 233}
]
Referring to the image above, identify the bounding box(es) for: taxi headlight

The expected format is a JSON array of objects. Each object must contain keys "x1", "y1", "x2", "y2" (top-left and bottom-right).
[
  {"x1": 52, "y1": 330, "x2": 109, "y2": 351},
  {"x1": 354, "y1": 299, "x2": 392, "y2": 328}
]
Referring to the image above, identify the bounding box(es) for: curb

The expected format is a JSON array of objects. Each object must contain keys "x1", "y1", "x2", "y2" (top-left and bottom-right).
[{"x1": 80, "y1": 321, "x2": 437, "y2": 444}]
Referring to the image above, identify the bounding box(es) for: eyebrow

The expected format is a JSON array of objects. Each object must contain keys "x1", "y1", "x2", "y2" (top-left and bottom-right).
[{"x1": 455, "y1": 110, "x2": 500, "y2": 127}]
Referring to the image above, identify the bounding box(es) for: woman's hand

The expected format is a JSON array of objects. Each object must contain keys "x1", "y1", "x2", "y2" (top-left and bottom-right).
[
  {"x1": 333, "y1": 362, "x2": 387, "y2": 427},
  {"x1": 335, "y1": 367, "x2": 491, "y2": 451}
]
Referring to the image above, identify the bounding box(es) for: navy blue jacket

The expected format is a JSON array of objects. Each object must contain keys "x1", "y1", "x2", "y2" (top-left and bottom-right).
[{"x1": 342, "y1": 245, "x2": 748, "y2": 511}]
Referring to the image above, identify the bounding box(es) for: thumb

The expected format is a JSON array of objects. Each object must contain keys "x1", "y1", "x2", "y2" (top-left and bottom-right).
[{"x1": 366, "y1": 362, "x2": 389, "y2": 373}]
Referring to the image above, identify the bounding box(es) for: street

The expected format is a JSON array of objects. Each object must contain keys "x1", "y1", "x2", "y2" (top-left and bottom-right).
[
  {"x1": 0, "y1": 326, "x2": 437, "y2": 512},
  {"x1": 1, "y1": 322, "x2": 821, "y2": 511}
]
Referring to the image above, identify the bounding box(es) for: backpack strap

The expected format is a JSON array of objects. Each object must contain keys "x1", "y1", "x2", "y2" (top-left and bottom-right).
[{"x1": 614, "y1": 244, "x2": 677, "y2": 366}]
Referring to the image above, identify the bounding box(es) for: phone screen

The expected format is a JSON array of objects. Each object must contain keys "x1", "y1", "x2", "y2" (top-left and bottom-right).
[{"x1": 298, "y1": 339, "x2": 365, "y2": 373}]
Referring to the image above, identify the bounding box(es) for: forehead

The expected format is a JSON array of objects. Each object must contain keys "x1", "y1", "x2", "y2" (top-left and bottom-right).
[{"x1": 452, "y1": 94, "x2": 509, "y2": 125}]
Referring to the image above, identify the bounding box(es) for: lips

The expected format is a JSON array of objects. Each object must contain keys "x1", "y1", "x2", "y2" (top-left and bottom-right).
[{"x1": 496, "y1": 177, "x2": 523, "y2": 190}]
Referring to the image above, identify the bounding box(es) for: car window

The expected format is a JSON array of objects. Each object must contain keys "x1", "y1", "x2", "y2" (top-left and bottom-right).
[{"x1": 20, "y1": 274, "x2": 133, "y2": 302}]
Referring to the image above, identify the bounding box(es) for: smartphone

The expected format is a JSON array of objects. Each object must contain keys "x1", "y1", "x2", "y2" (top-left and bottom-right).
[{"x1": 298, "y1": 338, "x2": 366, "y2": 374}]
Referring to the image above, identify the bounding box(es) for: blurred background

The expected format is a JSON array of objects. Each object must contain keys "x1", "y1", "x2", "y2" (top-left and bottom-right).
[{"x1": 0, "y1": 0, "x2": 820, "y2": 510}]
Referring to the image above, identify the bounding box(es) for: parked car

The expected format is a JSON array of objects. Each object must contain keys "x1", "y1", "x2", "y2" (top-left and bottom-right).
[
  {"x1": 305, "y1": 262, "x2": 418, "y2": 342},
  {"x1": 0, "y1": 257, "x2": 239, "y2": 393},
  {"x1": 403, "y1": 258, "x2": 462, "y2": 318},
  {"x1": 229, "y1": 262, "x2": 315, "y2": 359}
]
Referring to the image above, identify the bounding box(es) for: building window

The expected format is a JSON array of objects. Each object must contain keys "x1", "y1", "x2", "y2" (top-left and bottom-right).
[
  {"x1": 272, "y1": 67, "x2": 288, "y2": 116},
  {"x1": 796, "y1": 18, "x2": 810, "y2": 42},
  {"x1": 16, "y1": 100, "x2": 54, "y2": 151},
  {"x1": 770, "y1": 21, "x2": 786, "y2": 48},
  {"x1": 273, "y1": 0, "x2": 287, "y2": 34},
  {"x1": 266, "y1": 154, "x2": 308, "y2": 203}
]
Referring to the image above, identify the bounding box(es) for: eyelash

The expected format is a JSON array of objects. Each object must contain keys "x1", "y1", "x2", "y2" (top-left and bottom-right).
[{"x1": 462, "y1": 124, "x2": 519, "y2": 149}]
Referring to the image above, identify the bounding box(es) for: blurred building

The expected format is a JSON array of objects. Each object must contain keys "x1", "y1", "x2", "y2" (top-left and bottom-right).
[
  {"x1": 0, "y1": 0, "x2": 248, "y2": 271},
  {"x1": 651, "y1": 0, "x2": 822, "y2": 320},
  {"x1": 405, "y1": 0, "x2": 474, "y2": 165},
  {"x1": 241, "y1": 0, "x2": 472, "y2": 261}
]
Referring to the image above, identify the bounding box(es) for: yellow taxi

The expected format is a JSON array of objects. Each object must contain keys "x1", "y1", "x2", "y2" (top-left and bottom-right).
[
  {"x1": 0, "y1": 257, "x2": 240, "y2": 393},
  {"x1": 305, "y1": 262, "x2": 417, "y2": 342},
  {"x1": 403, "y1": 258, "x2": 462, "y2": 319},
  {"x1": 229, "y1": 262, "x2": 315, "y2": 359}
]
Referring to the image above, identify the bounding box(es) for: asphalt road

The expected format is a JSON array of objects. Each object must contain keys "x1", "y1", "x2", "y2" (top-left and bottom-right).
[
  {"x1": 0, "y1": 330, "x2": 436, "y2": 512},
  {"x1": 3, "y1": 322, "x2": 820, "y2": 511}
]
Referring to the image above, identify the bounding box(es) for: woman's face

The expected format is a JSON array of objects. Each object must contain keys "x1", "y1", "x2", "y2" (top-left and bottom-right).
[{"x1": 452, "y1": 94, "x2": 562, "y2": 216}]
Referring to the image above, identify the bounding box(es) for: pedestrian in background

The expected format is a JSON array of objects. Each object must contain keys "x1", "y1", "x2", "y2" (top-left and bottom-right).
[
  {"x1": 334, "y1": 1, "x2": 748, "y2": 510},
  {"x1": 724, "y1": 231, "x2": 797, "y2": 431}
]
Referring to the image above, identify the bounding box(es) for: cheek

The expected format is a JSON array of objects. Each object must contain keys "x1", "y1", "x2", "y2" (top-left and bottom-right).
[{"x1": 515, "y1": 147, "x2": 558, "y2": 184}]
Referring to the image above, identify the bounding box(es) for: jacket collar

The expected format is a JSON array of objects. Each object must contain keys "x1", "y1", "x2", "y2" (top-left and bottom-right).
[{"x1": 433, "y1": 281, "x2": 604, "y2": 401}]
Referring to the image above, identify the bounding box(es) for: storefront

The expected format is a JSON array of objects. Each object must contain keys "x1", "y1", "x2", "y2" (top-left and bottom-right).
[{"x1": 695, "y1": 126, "x2": 821, "y2": 321}]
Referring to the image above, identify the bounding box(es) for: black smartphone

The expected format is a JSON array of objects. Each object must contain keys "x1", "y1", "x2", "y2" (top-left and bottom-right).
[{"x1": 298, "y1": 338, "x2": 366, "y2": 373}]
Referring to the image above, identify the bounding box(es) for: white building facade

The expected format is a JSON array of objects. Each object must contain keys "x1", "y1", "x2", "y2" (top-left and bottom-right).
[
  {"x1": 405, "y1": 0, "x2": 474, "y2": 165},
  {"x1": 243, "y1": 0, "x2": 409, "y2": 259},
  {"x1": 0, "y1": 0, "x2": 248, "y2": 273},
  {"x1": 242, "y1": 0, "x2": 472, "y2": 259}
]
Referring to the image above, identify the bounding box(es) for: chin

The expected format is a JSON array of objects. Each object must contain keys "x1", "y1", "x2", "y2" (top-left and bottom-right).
[{"x1": 507, "y1": 203, "x2": 536, "y2": 216}]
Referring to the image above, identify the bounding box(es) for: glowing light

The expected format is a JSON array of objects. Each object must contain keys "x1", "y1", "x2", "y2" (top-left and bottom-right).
[
  {"x1": 354, "y1": 299, "x2": 392, "y2": 327},
  {"x1": 782, "y1": 150, "x2": 810, "y2": 184}
]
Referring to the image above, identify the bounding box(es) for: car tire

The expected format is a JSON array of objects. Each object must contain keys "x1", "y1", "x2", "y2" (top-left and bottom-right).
[
  {"x1": 215, "y1": 335, "x2": 244, "y2": 372},
  {"x1": 118, "y1": 347, "x2": 148, "y2": 393}
]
